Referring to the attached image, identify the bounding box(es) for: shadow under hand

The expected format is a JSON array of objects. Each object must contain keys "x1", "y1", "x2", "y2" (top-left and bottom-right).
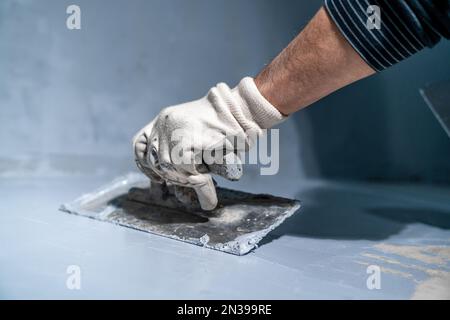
[
  {"x1": 263, "y1": 186, "x2": 450, "y2": 243},
  {"x1": 366, "y1": 207, "x2": 450, "y2": 230},
  {"x1": 266, "y1": 204, "x2": 404, "y2": 241}
]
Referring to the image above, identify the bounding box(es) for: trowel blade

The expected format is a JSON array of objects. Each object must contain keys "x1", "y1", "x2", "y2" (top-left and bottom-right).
[
  {"x1": 420, "y1": 81, "x2": 450, "y2": 138},
  {"x1": 60, "y1": 173, "x2": 301, "y2": 255}
]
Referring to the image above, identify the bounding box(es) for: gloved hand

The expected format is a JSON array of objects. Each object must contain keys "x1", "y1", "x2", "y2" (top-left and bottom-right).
[{"x1": 133, "y1": 77, "x2": 285, "y2": 210}]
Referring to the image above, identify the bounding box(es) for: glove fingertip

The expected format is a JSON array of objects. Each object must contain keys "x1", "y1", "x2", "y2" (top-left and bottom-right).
[{"x1": 191, "y1": 175, "x2": 218, "y2": 211}]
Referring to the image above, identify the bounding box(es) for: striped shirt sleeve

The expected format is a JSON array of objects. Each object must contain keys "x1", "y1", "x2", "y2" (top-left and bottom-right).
[{"x1": 324, "y1": 0, "x2": 450, "y2": 71}]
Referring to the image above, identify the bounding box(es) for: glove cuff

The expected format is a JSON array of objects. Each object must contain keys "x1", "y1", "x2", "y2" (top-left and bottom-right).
[{"x1": 234, "y1": 77, "x2": 286, "y2": 129}]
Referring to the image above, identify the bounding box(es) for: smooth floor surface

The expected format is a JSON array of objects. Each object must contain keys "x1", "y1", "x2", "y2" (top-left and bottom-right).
[{"x1": 1, "y1": 156, "x2": 450, "y2": 299}]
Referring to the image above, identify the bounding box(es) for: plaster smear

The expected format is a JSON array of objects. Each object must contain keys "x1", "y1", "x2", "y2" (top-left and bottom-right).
[
  {"x1": 411, "y1": 272, "x2": 450, "y2": 300},
  {"x1": 374, "y1": 243, "x2": 450, "y2": 266},
  {"x1": 363, "y1": 243, "x2": 450, "y2": 299},
  {"x1": 355, "y1": 260, "x2": 414, "y2": 279}
]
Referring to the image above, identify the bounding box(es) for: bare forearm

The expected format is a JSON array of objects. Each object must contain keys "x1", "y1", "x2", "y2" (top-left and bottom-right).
[{"x1": 255, "y1": 7, "x2": 375, "y2": 115}]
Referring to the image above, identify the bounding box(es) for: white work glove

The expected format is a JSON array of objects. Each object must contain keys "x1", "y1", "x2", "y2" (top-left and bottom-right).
[{"x1": 133, "y1": 77, "x2": 285, "y2": 210}]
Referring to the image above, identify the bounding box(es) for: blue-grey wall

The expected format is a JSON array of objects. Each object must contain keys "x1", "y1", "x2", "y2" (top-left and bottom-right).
[{"x1": 0, "y1": 0, "x2": 449, "y2": 183}]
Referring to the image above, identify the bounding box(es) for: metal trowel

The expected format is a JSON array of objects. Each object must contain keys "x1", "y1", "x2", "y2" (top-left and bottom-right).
[{"x1": 60, "y1": 172, "x2": 300, "y2": 255}]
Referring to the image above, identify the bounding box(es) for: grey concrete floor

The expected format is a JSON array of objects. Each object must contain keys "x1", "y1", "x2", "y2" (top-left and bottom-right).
[{"x1": 1, "y1": 155, "x2": 449, "y2": 299}]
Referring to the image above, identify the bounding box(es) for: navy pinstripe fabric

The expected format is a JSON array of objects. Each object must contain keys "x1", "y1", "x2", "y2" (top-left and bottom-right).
[{"x1": 324, "y1": 0, "x2": 450, "y2": 71}]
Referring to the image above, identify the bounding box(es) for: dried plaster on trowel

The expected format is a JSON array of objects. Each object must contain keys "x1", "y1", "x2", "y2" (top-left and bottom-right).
[{"x1": 60, "y1": 173, "x2": 301, "y2": 256}]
